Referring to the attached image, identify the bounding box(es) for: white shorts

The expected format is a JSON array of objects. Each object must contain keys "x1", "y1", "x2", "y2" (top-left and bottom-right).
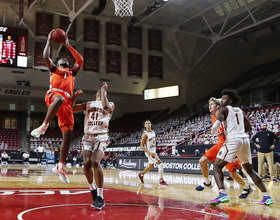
[
  {"x1": 217, "y1": 137, "x2": 252, "y2": 164},
  {"x1": 82, "y1": 133, "x2": 109, "y2": 153},
  {"x1": 145, "y1": 152, "x2": 160, "y2": 164}
]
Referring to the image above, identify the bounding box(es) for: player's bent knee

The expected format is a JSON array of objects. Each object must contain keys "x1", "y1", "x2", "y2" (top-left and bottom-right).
[
  {"x1": 199, "y1": 157, "x2": 208, "y2": 165},
  {"x1": 54, "y1": 95, "x2": 65, "y2": 105},
  {"x1": 92, "y1": 159, "x2": 101, "y2": 168}
]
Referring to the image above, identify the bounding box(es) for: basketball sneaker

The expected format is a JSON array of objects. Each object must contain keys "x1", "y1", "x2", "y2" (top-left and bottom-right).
[
  {"x1": 195, "y1": 181, "x2": 212, "y2": 191},
  {"x1": 259, "y1": 196, "x2": 274, "y2": 206},
  {"x1": 52, "y1": 165, "x2": 70, "y2": 184},
  {"x1": 138, "y1": 173, "x2": 144, "y2": 184},
  {"x1": 91, "y1": 196, "x2": 105, "y2": 210},
  {"x1": 159, "y1": 180, "x2": 168, "y2": 186},
  {"x1": 31, "y1": 125, "x2": 47, "y2": 138},
  {"x1": 209, "y1": 192, "x2": 229, "y2": 206},
  {"x1": 91, "y1": 189, "x2": 97, "y2": 201},
  {"x1": 239, "y1": 185, "x2": 253, "y2": 198}
]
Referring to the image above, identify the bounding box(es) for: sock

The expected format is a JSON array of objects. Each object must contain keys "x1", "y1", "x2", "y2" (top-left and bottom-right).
[
  {"x1": 58, "y1": 161, "x2": 65, "y2": 170},
  {"x1": 158, "y1": 163, "x2": 163, "y2": 179},
  {"x1": 42, "y1": 121, "x2": 49, "y2": 128},
  {"x1": 97, "y1": 188, "x2": 103, "y2": 198},
  {"x1": 219, "y1": 189, "x2": 226, "y2": 194},
  {"x1": 262, "y1": 191, "x2": 269, "y2": 196},
  {"x1": 204, "y1": 177, "x2": 210, "y2": 184},
  {"x1": 243, "y1": 184, "x2": 249, "y2": 190},
  {"x1": 89, "y1": 183, "x2": 96, "y2": 191}
]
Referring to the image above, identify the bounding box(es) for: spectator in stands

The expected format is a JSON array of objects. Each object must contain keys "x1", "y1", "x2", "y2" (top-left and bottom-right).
[
  {"x1": 118, "y1": 150, "x2": 125, "y2": 157},
  {"x1": 195, "y1": 149, "x2": 200, "y2": 156},
  {"x1": 125, "y1": 151, "x2": 132, "y2": 157},
  {"x1": 54, "y1": 147, "x2": 59, "y2": 164},
  {"x1": 103, "y1": 152, "x2": 112, "y2": 168},
  {"x1": 0, "y1": 141, "x2": 4, "y2": 150},
  {"x1": 251, "y1": 123, "x2": 279, "y2": 181},
  {"x1": 22, "y1": 152, "x2": 30, "y2": 166},
  {"x1": 173, "y1": 150, "x2": 180, "y2": 157},
  {"x1": 37, "y1": 145, "x2": 44, "y2": 166},
  {"x1": 1, "y1": 151, "x2": 9, "y2": 165},
  {"x1": 73, "y1": 150, "x2": 83, "y2": 167},
  {"x1": 181, "y1": 149, "x2": 187, "y2": 155},
  {"x1": 112, "y1": 153, "x2": 118, "y2": 168}
]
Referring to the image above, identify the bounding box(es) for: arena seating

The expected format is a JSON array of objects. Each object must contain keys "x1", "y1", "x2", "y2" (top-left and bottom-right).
[{"x1": 0, "y1": 129, "x2": 20, "y2": 150}]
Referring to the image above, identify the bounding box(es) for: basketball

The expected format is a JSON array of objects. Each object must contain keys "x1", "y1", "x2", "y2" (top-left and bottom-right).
[{"x1": 51, "y1": 29, "x2": 66, "y2": 44}]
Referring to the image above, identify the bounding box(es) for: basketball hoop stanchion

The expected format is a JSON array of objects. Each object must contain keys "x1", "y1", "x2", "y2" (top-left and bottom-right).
[{"x1": 112, "y1": 0, "x2": 134, "y2": 17}]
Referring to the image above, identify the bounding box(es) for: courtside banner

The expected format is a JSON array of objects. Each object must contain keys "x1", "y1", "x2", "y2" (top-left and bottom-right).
[
  {"x1": 117, "y1": 157, "x2": 217, "y2": 174},
  {"x1": 117, "y1": 158, "x2": 141, "y2": 170},
  {"x1": 141, "y1": 158, "x2": 214, "y2": 174}
]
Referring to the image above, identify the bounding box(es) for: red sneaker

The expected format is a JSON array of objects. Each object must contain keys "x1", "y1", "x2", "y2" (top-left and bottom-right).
[
  {"x1": 159, "y1": 180, "x2": 168, "y2": 186},
  {"x1": 138, "y1": 173, "x2": 144, "y2": 184}
]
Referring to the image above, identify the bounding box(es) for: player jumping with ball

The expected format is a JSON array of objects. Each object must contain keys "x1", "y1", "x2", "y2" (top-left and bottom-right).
[{"x1": 31, "y1": 30, "x2": 84, "y2": 184}]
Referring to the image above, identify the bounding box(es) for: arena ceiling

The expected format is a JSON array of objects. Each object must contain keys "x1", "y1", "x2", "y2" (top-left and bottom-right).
[{"x1": 0, "y1": 0, "x2": 280, "y2": 106}]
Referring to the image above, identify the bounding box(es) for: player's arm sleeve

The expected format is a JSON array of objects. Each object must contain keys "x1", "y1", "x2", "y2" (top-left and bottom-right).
[{"x1": 67, "y1": 45, "x2": 84, "y2": 76}]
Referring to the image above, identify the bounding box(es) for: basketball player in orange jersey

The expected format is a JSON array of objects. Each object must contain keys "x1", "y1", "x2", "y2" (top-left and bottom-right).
[
  {"x1": 31, "y1": 30, "x2": 84, "y2": 184},
  {"x1": 72, "y1": 82, "x2": 115, "y2": 210},
  {"x1": 138, "y1": 120, "x2": 168, "y2": 186},
  {"x1": 195, "y1": 97, "x2": 253, "y2": 198}
]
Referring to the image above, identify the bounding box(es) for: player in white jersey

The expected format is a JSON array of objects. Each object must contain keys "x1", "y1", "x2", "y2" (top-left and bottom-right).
[
  {"x1": 138, "y1": 120, "x2": 168, "y2": 186},
  {"x1": 209, "y1": 89, "x2": 273, "y2": 206},
  {"x1": 72, "y1": 82, "x2": 115, "y2": 210}
]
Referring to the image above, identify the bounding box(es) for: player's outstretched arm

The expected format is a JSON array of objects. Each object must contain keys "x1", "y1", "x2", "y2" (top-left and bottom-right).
[
  {"x1": 64, "y1": 38, "x2": 84, "y2": 76},
  {"x1": 71, "y1": 90, "x2": 83, "y2": 110},
  {"x1": 43, "y1": 30, "x2": 56, "y2": 71},
  {"x1": 101, "y1": 82, "x2": 115, "y2": 113}
]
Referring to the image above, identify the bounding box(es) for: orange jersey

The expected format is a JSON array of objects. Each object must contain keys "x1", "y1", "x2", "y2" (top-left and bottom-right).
[
  {"x1": 49, "y1": 67, "x2": 75, "y2": 97},
  {"x1": 211, "y1": 115, "x2": 226, "y2": 143}
]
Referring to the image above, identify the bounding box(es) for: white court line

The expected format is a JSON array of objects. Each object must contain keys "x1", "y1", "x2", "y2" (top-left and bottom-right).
[{"x1": 17, "y1": 203, "x2": 225, "y2": 220}]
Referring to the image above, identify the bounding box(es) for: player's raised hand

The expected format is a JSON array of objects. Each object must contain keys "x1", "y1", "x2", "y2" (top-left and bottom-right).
[
  {"x1": 73, "y1": 89, "x2": 83, "y2": 97},
  {"x1": 62, "y1": 37, "x2": 70, "y2": 47},
  {"x1": 101, "y1": 82, "x2": 108, "y2": 91}
]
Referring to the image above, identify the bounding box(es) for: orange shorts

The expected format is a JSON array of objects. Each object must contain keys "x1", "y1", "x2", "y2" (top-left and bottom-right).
[
  {"x1": 204, "y1": 143, "x2": 241, "y2": 173},
  {"x1": 204, "y1": 142, "x2": 224, "y2": 162},
  {"x1": 225, "y1": 158, "x2": 241, "y2": 173},
  {"x1": 45, "y1": 90, "x2": 74, "y2": 131}
]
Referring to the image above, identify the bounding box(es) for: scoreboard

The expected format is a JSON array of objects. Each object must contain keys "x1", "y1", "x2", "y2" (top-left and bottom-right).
[{"x1": 0, "y1": 26, "x2": 28, "y2": 68}]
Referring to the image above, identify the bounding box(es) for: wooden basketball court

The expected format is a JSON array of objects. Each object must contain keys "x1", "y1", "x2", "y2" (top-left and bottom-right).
[{"x1": 0, "y1": 164, "x2": 278, "y2": 219}]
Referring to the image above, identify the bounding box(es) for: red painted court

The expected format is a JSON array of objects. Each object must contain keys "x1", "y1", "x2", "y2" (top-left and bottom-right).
[{"x1": 0, "y1": 186, "x2": 278, "y2": 220}]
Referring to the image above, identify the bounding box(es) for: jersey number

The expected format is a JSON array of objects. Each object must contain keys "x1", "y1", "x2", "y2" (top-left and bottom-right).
[
  {"x1": 235, "y1": 113, "x2": 240, "y2": 124},
  {"x1": 91, "y1": 112, "x2": 98, "y2": 120}
]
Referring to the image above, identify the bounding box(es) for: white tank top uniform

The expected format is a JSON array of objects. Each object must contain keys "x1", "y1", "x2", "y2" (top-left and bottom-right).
[
  {"x1": 217, "y1": 106, "x2": 252, "y2": 164},
  {"x1": 144, "y1": 130, "x2": 159, "y2": 164},
  {"x1": 82, "y1": 100, "x2": 113, "y2": 152}
]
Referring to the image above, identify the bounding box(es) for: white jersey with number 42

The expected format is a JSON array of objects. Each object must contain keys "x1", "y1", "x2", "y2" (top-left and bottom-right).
[
  {"x1": 84, "y1": 100, "x2": 113, "y2": 135},
  {"x1": 224, "y1": 105, "x2": 248, "y2": 139}
]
